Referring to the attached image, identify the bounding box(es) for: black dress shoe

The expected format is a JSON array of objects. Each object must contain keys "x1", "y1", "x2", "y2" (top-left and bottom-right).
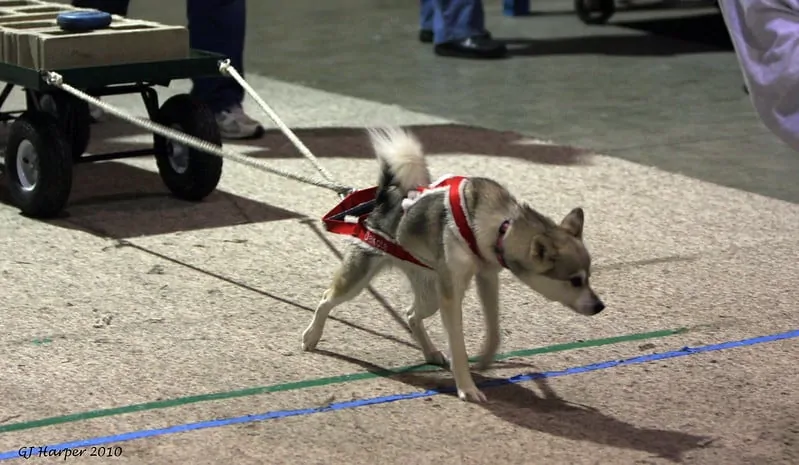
[
  {"x1": 419, "y1": 29, "x2": 492, "y2": 44},
  {"x1": 434, "y1": 36, "x2": 507, "y2": 59}
]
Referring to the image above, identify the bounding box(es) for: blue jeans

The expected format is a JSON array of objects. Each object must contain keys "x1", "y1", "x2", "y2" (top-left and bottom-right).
[
  {"x1": 419, "y1": 0, "x2": 485, "y2": 45},
  {"x1": 72, "y1": 0, "x2": 246, "y2": 113}
]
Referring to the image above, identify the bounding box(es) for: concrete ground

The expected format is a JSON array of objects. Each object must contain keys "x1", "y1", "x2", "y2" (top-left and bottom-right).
[{"x1": 0, "y1": 0, "x2": 797, "y2": 463}]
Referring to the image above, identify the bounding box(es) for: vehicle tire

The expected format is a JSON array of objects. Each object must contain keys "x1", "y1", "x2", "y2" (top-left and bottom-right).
[
  {"x1": 575, "y1": 0, "x2": 615, "y2": 25},
  {"x1": 4, "y1": 111, "x2": 73, "y2": 218},
  {"x1": 153, "y1": 94, "x2": 223, "y2": 201},
  {"x1": 36, "y1": 90, "x2": 91, "y2": 161}
]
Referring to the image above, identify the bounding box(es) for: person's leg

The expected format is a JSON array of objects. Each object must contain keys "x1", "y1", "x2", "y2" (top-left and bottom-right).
[
  {"x1": 187, "y1": 0, "x2": 244, "y2": 114},
  {"x1": 419, "y1": 0, "x2": 490, "y2": 44},
  {"x1": 187, "y1": 0, "x2": 263, "y2": 139},
  {"x1": 71, "y1": 0, "x2": 130, "y2": 15},
  {"x1": 432, "y1": 0, "x2": 483, "y2": 44},
  {"x1": 421, "y1": 0, "x2": 434, "y2": 31},
  {"x1": 431, "y1": 0, "x2": 506, "y2": 58},
  {"x1": 419, "y1": 0, "x2": 434, "y2": 42}
]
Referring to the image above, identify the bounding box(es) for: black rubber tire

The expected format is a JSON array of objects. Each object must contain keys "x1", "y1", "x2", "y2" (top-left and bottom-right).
[
  {"x1": 153, "y1": 94, "x2": 223, "y2": 201},
  {"x1": 36, "y1": 90, "x2": 91, "y2": 161},
  {"x1": 575, "y1": 0, "x2": 615, "y2": 25},
  {"x1": 4, "y1": 112, "x2": 73, "y2": 218}
]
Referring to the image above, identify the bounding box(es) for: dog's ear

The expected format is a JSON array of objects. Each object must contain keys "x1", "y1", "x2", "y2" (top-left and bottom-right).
[
  {"x1": 530, "y1": 235, "x2": 555, "y2": 271},
  {"x1": 560, "y1": 207, "x2": 584, "y2": 239}
]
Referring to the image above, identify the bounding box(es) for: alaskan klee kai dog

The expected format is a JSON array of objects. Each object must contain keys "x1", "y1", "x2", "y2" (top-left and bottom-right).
[{"x1": 302, "y1": 127, "x2": 604, "y2": 402}]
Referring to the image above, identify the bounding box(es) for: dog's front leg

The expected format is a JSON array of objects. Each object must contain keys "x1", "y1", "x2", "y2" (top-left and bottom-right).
[
  {"x1": 438, "y1": 266, "x2": 485, "y2": 403},
  {"x1": 475, "y1": 270, "x2": 501, "y2": 371}
]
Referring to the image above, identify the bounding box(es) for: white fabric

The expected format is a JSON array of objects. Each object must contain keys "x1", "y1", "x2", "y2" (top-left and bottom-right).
[{"x1": 719, "y1": 0, "x2": 799, "y2": 151}]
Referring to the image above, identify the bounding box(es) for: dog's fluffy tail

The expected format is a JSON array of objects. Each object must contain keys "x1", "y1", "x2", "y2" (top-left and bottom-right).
[{"x1": 368, "y1": 128, "x2": 431, "y2": 199}]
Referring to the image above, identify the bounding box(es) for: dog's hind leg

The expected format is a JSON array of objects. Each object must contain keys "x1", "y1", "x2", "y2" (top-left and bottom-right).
[
  {"x1": 405, "y1": 274, "x2": 448, "y2": 366},
  {"x1": 302, "y1": 247, "x2": 385, "y2": 351},
  {"x1": 474, "y1": 270, "x2": 501, "y2": 371}
]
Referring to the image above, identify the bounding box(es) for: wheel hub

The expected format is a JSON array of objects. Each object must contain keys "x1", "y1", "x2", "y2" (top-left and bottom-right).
[
  {"x1": 167, "y1": 124, "x2": 189, "y2": 174},
  {"x1": 16, "y1": 139, "x2": 39, "y2": 191}
]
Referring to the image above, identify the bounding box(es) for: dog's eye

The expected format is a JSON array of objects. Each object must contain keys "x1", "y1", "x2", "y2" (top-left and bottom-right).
[{"x1": 569, "y1": 277, "x2": 583, "y2": 287}]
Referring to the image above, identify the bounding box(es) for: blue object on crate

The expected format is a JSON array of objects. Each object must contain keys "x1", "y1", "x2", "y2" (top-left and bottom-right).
[
  {"x1": 56, "y1": 11, "x2": 113, "y2": 32},
  {"x1": 503, "y1": 0, "x2": 531, "y2": 16}
]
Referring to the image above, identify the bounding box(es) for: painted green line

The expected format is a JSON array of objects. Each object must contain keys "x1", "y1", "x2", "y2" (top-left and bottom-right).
[{"x1": 0, "y1": 327, "x2": 686, "y2": 434}]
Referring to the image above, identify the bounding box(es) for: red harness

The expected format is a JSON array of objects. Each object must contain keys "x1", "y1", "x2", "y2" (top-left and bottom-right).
[{"x1": 322, "y1": 175, "x2": 491, "y2": 269}]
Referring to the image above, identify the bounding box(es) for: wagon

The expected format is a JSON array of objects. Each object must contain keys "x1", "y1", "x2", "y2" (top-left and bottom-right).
[
  {"x1": 0, "y1": 2, "x2": 351, "y2": 220},
  {"x1": 0, "y1": 47, "x2": 227, "y2": 219}
]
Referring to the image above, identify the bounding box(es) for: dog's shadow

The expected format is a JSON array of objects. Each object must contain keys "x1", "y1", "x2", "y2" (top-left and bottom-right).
[{"x1": 315, "y1": 349, "x2": 712, "y2": 462}]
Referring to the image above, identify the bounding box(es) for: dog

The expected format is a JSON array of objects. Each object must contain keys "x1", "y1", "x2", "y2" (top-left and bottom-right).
[{"x1": 301, "y1": 127, "x2": 604, "y2": 403}]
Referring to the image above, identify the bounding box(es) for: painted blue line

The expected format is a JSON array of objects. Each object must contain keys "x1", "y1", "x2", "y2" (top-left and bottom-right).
[{"x1": 1, "y1": 329, "x2": 796, "y2": 461}]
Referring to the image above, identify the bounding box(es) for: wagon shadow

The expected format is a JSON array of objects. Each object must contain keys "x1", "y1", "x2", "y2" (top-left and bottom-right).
[
  {"x1": 0, "y1": 159, "x2": 303, "y2": 239},
  {"x1": 87, "y1": 121, "x2": 593, "y2": 167},
  {"x1": 0, "y1": 104, "x2": 307, "y2": 238},
  {"x1": 316, "y1": 349, "x2": 712, "y2": 462}
]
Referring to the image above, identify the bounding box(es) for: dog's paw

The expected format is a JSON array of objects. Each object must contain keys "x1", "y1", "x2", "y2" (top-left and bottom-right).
[
  {"x1": 457, "y1": 385, "x2": 488, "y2": 403},
  {"x1": 301, "y1": 328, "x2": 321, "y2": 351},
  {"x1": 424, "y1": 350, "x2": 450, "y2": 367}
]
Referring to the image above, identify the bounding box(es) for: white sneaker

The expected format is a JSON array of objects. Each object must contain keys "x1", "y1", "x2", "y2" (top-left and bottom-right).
[{"x1": 215, "y1": 105, "x2": 264, "y2": 140}]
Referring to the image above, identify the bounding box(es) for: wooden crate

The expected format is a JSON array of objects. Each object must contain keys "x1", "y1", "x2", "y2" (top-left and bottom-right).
[{"x1": 0, "y1": 0, "x2": 189, "y2": 69}]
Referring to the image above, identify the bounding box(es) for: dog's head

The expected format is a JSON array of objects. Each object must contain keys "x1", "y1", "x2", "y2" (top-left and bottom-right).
[{"x1": 501, "y1": 206, "x2": 604, "y2": 316}]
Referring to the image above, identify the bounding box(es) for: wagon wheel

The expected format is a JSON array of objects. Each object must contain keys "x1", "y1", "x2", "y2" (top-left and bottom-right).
[
  {"x1": 153, "y1": 94, "x2": 223, "y2": 201},
  {"x1": 575, "y1": 0, "x2": 615, "y2": 24},
  {"x1": 4, "y1": 111, "x2": 73, "y2": 218},
  {"x1": 34, "y1": 90, "x2": 91, "y2": 161}
]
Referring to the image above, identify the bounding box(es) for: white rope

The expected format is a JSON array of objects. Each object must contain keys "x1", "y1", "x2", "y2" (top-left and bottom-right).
[
  {"x1": 43, "y1": 72, "x2": 353, "y2": 197},
  {"x1": 218, "y1": 59, "x2": 336, "y2": 183}
]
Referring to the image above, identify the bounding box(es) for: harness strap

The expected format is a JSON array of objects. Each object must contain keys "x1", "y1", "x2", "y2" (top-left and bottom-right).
[
  {"x1": 416, "y1": 176, "x2": 511, "y2": 269},
  {"x1": 322, "y1": 176, "x2": 510, "y2": 270},
  {"x1": 322, "y1": 186, "x2": 432, "y2": 269},
  {"x1": 442, "y1": 176, "x2": 483, "y2": 260}
]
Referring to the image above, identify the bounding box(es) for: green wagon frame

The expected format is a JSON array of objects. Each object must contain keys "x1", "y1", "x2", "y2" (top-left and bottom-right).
[{"x1": 0, "y1": 49, "x2": 228, "y2": 218}]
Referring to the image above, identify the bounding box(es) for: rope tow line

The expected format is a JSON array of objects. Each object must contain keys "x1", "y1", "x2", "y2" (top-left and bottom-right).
[
  {"x1": 218, "y1": 60, "x2": 337, "y2": 184},
  {"x1": 43, "y1": 60, "x2": 353, "y2": 197}
]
